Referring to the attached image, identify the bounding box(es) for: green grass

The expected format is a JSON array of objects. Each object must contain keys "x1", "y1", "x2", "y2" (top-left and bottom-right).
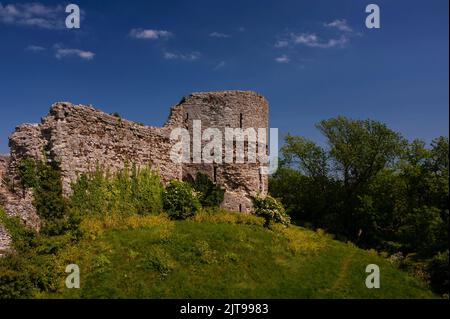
[{"x1": 41, "y1": 213, "x2": 436, "y2": 299}]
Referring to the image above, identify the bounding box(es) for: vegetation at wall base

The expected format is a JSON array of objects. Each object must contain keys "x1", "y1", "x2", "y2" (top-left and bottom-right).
[
  {"x1": 252, "y1": 195, "x2": 291, "y2": 227},
  {"x1": 185, "y1": 172, "x2": 225, "y2": 208},
  {"x1": 163, "y1": 180, "x2": 201, "y2": 220}
]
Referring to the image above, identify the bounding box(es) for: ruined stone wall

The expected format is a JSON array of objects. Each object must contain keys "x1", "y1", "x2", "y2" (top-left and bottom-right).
[
  {"x1": 0, "y1": 155, "x2": 7, "y2": 185},
  {"x1": 0, "y1": 90, "x2": 270, "y2": 253},
  {"x1": 0, "y1": 155, "x2": 11, "y2": 255},
  {"x1": 9, "y1": 103, "x2": 183, "y2": 195},
  {"x1": 168, "y1": 91, "x2": 269, "y2": 212},
  {"x1": 1, "y1": 90, "x2": 269, "y2": 253},
  {"x1": 7, "y1": 91, "x2": 269, "y2": 211}
]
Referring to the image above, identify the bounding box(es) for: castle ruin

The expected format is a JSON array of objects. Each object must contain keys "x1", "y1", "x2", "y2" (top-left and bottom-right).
[{"x1": 0, "y1": 90, "x2": 269, "y2": 253}]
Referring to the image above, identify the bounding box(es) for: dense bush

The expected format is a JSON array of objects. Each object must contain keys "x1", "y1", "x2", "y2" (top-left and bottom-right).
[
  {"x1": 70, "y1": 165, "x2": 164, "y2": 217},
  {"x1": 163, "y1": 180, "x2": 201, "y2": 219},
  {"x1": 252, "y1": 195, "x2": 290, "y2": 227},
  {"x1": 0, "y1": 157, "x2": 83, "y2": 298},
  {"x1": 0, "y1": 210, "x2": 37, "y2": 254},
  {"x1": 17, "y1": 158, "x2": 75, "y2": 236},
  {"x1": 0, "y1": 254, "x2": 35, "y2": 299},
  {"x1": 427, "y1": 251, "x2": 449, "y2": 295},
  {"x1": 33, "y1": 161, "x2": 73, "y2": 236},
  {"x1": 186, "y1": 172, "x2": 225, "y2": 207},
  {"x1": 0, "y1": 209, "x2": 58, "y2": 299},
  {"x1": 17, "y1": 157, "x2": 38, "y2": 190}
]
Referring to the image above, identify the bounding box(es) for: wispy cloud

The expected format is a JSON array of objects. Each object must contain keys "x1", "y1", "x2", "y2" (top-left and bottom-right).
[
  {"x1": 24, "y1": 44, "x2": 94, "y2": 60},
  {"x1": 26, "y1": 45, "x2": 46, "y2": 52},
  {"x1": 129, "y1": 28, "x2": 173, "y2": 40},
  {"x1": 275, "y1": 19, "x2": 354, "y2": 50},
  {"x1": 213, "y1": 61, "x2": 226, "y2": 70},
  {"x1": 163, "y1": 51, "x2": 200, "y2": 61},
  {"x1": 209, "y1": 32, "x2": 230, "y2": 38},
  {"x1": 324, "y1": 19, "x2": 353, "y2": 32},
  {"x1": 275, "y1": 32, "x2": 349, "y2": 49},
  {"x1": 291, "y1": 33, "x2": 348, "y2": 48},
  {"x1": 275, "y1": 55, "x2": 290, "y2": 63},
  {"x1": 275, "y1": 40, "x2": 289, "y2": 48},
  {"x1": 0, "y1": 2, "x2": 65, "y2": 29},
  {"x1": 54, "y1": 45, "x2": 95, "y2": 60}
]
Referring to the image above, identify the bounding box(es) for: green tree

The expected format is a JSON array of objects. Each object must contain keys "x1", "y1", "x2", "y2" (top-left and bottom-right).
[
  {"x1": 316, "y1": 117, "x2": 405, "y2": 238},
  {"x1": 274, "y1": 136, "x2": 340, "y2": 227},
  {"x1": 281, "y1": 135, "x2": 329, "y2": 179}
]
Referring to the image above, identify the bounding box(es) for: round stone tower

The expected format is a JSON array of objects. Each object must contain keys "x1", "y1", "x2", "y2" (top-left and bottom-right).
[{"x1": 165, "y1": 90, "x2": 269, "y2": 213}]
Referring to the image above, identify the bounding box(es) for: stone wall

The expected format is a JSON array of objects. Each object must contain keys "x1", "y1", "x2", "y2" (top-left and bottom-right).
[
  {"x1": 0, "y1": 90, "x2": 270, "y2": 252},
  {"x1": 9, "y1": 103, "x2": 183, "y2": 194},
  {"x1": 171, "y1": 91, "x2": 269, "y2": 212},
  {"x1": 0, "y1": 156, "x2": 12, "y2": 255},
  {"x1": 8, "y1": 90, "x2": 269, "y2": 209},
  {"x1": 0, "y1": 155, "x2": 7, "y2": 184}
]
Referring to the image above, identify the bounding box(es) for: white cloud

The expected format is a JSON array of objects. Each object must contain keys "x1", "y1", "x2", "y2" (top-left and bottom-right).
[
  {"x1": 26, "y1": 45, "x2": 45, "y2": 51},
  {"x1": 129, "y1": 28, "x2": 173, "y2": 40},
  {"x1": 213, "y1": 61, "x2": 226, "y2": 70},
  {"x1": 163, "y1": 51, "x2": 200, "y2": 61},
  {"x1": 275, "y1": 55, "x2": 290, "y2": 63},
  {"x1": 55, "y1": 47, "x2": 95, "y2": 60},
  {"x1": 284, "y1": 32, "x2": 348, "y2": 49},
  {"x1": 275, "y1": 18, "x2": 354, "y2": 50},
  {"x1": 323, "y1": 36, "x2": 349, "y2": 48},
  {"x1": 0, "y1": 2, "x2": 65, "y2": 29},
  {"x1": 324, "y1": 19, "x2": 353, "y2": 32},
  {"x1": 163, "y1": 52, "x2": 177, "y2": 59},
  {"x1": 209, "y1": 32, "x2": 230, "y2": 38},
  {"x1": 275, "y1": 40, "x2": 289, "y2": 48},
  {"x1": 291, "y1": 33, "x2": 319, "y2": 45}
]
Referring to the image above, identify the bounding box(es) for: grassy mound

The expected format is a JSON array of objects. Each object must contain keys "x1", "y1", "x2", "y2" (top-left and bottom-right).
[{"x1": 40, "y1": 211, "x2": 436, "y2": 299}]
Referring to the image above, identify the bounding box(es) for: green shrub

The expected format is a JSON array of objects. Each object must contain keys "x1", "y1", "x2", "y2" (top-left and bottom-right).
[
  {"x1": 186, "y1": 172, "x2": 224, "y2": 207},
  {"x1": 131, "y1": 165, "x2": 164, "y2": 215},
  {"x1": 0, "y1": 254, "x2": 35, "y2": 299},
  {"x1": 70, "y1": 168, "x2": 109, "y2": 217},
  {"x1": 0, "y1": 209, "x2": 37, "y2": 254},
  {"x1": 69, "y1": 165, "x2": 163, "y2": 217},
  {"x1": 1, "y1": 158, "x2": 93, "y2": 298},
  {"x1": 163, "y1": 180, "x2": 201, "y2": 219},
  {"x1": 427, "y1": 250, "x2": 449, "y2": 295},
  {"x1": 0, "y1": 208, "x2": 60, "y2": 299},
  {"x1": 252, "y1": 195, "x2": 290, "y2": 227},
  {"x1": 17, "y1": 158, "x2": 74, "y2": 236},
  {"x1": 17, "y1": 157, "x2": 38, "y2": 189},
  {"x1": 33, "y1": 161, "x2": 72, "y2": 236}
]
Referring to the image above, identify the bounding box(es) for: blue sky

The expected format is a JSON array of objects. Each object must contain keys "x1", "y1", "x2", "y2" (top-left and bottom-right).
[{"x1": 0, "y1": 0, "x2": 448, "y2": 154}]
